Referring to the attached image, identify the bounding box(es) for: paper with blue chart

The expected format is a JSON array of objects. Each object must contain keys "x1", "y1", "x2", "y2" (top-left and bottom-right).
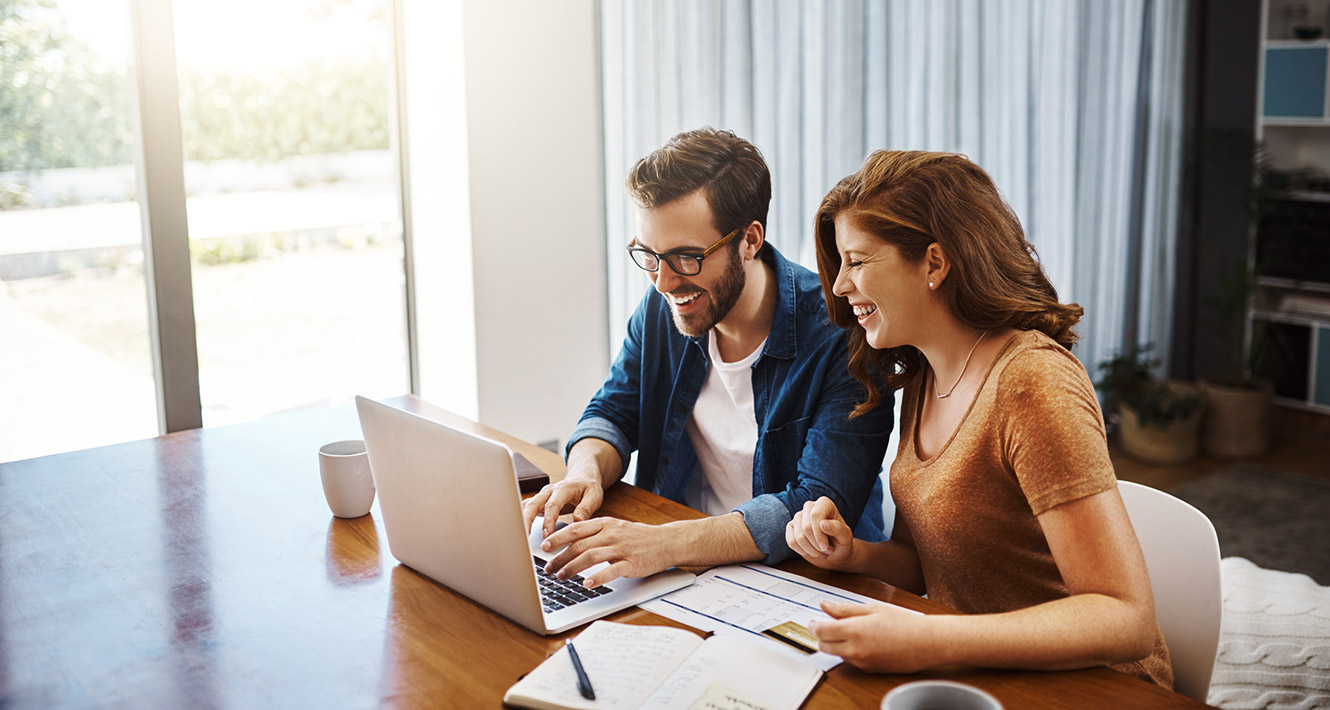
[{"x1": 641, "y1": 563, "x2": 921, "y2": 672}]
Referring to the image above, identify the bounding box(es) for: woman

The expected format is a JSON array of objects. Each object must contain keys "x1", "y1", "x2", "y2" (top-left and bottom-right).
[{"x1": 788, "y1": 151, "x2": 1172, "y2": 687}]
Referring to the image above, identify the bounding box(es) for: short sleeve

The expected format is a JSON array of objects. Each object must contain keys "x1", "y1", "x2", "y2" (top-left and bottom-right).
[{"x1": 996, "y1": 345, "x2": 1117, "y2": 515}]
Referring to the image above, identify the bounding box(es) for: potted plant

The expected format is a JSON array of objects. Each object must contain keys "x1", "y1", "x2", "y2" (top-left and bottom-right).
[
  {"x1": 1097, "y1": 345, "x2": 1205, "y2": 465},
  {"x1": 1195, "y1": 148, "x2": 1277, "y2": 459}
]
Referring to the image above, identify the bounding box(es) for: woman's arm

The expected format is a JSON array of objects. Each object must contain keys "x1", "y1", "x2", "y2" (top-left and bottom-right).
[
  {"x1": 785, "y1": 497, "x2": 926, "y2": 595},
  {"x1": 810, "y1": 487, "x2": 1157, "y2": 673}
]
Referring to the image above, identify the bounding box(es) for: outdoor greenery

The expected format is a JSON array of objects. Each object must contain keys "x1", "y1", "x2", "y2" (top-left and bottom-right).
[
  {"x1": 1096, "y1": 344, "x2": 1203, "y2": 429},
  {"x1": 1, "y1": 0, "x2": 134, "y2": 172},
  {"x1": 1, "y1": 0, "x2": 390, "y2": 174},
  {"x1": 177, "y1": 60, "x2": 390, "y2": 164}
]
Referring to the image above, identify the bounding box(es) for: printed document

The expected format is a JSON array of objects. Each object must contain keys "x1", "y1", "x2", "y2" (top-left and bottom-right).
[{"x1": 641, "y1": 563, "x2": 921, "y2": 672}]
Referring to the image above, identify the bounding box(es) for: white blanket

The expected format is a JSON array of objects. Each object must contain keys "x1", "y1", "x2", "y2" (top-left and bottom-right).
[{"x1": 1208, "y1": 557, "x2": 1330, "y2": 710}]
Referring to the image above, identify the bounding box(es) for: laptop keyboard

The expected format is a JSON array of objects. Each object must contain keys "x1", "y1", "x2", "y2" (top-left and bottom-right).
[{"x1": 534, "y1": 555, "x2": 613, "y2": 612}]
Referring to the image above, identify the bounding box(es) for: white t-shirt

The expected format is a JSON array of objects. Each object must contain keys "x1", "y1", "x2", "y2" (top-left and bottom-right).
[{"x1": 683, "y1": 332, "x2": 766, "y2": 516}]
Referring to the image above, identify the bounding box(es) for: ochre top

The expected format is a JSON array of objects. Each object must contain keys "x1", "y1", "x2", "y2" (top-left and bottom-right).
[{"x1": 890, "y1": 329, "x2": 1173, "y2": 688}]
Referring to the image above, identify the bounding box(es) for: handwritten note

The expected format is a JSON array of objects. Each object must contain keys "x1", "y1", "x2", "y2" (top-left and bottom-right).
[
  {"x1": 688, "y1": 683, "x2": 771, "y2": 710},
  {"x1": 504, "y1": 622, "x2": 821, "y2": 710},
  {"x1": 507, "y1": 622, "x2": 702, "y2": 709}
]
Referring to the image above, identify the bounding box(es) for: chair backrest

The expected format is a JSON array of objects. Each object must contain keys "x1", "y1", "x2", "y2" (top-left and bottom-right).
[{"x1": 1117, "y1": 480, "x2": 1223, "y2": 703}]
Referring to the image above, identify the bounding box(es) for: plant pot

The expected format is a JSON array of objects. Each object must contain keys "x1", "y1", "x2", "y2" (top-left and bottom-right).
[
  {"x1": 1199, "y1": 379, "x2": 1275, "y2": 459},
  {"x1": 1117, "y1": 382, "x2": 1205, "y2": 465}
]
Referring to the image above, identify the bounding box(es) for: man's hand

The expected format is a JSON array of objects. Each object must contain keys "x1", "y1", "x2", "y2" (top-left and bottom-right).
[
  {"x1": 538, "y1": 518, "x2": 677, "y2": 589},
  {"x1": 522, "y1": 438, "x2": 622, "y2": 538},
  {"x1": 809, "y1": 601, "x2": 935, "y2": 673},
  {"x1": 784, "y1": 496, "x2": 860, "y2": 572},
  {"x1": 521, "y1": 476, "x2": 605, "y2": 539}
]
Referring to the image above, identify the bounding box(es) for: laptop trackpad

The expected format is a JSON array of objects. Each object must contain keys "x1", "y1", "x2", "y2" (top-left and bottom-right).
[{"x1": 528, "y1": 516, "x2": 569, "y2": 555}]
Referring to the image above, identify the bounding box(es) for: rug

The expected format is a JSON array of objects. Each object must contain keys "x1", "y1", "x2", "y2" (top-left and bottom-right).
[{"x1": 1169, "y1": 464, "x2": 1330, "y2": 587}]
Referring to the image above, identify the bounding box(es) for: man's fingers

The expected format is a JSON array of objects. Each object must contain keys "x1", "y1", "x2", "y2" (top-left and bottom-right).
[
  {"x1": 584, "y1": 560, "x2": 632, "y2": 589},
  {"x1": 551, "y1": 546, "x2": 611, "y2": 579},
  {"x1": 542, "y1": 488, "x2": 578, "y2": 537},
  {"x1": 541, "y1": 518, "x2": 601, "y2": 552},
  {"x1": 571, "y1": 493, "x2": 600, "y2": 523},
  {"x1": 522, "y1": 487, "x2": 551, "y2": 531}
]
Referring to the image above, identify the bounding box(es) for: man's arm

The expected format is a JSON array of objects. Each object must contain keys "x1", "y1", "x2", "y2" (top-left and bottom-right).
[
  {"x1": 522, "y1": 294, "x2": 656, "y2": 537},
  {"x1": 543, "y1": 333, "x2": 893, "y2": 582},
  {"x1": 539, "y1": 511, "x2": 763, "y2": 588},
  {"x1": 736, "y1": 344, "x2": 894, "y2": 564}
]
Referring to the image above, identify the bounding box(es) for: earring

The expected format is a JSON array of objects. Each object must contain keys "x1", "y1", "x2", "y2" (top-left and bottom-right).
[{"x1": 928, "y1": 282, "x2": 935, "y2": 289}]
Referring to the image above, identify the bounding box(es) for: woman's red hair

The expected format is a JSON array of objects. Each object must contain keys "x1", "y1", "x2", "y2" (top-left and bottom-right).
[{"x1": 814, "y1": 151, "x2": 1083, "y2": 417}]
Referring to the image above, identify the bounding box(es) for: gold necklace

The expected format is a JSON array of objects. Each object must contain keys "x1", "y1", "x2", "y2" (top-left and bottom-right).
[{"x1": 936, "y1": 330, "x2": 988, "y2": 399}]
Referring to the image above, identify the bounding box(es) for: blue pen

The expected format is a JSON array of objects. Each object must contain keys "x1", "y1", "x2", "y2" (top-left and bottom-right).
[{"x1": 565, "y1": 638, "x2": 596, "y2": 700}]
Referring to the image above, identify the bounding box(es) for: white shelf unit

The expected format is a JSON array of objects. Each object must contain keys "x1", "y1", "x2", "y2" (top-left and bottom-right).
[{"x1": 1254, "y1": 0, "x2": 1330, "y2": 414}]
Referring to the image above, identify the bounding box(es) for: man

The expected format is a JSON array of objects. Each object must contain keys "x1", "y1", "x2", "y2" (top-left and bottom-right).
[{"x1": 522, "y1": 127, "x2": 892, "y2": 588}]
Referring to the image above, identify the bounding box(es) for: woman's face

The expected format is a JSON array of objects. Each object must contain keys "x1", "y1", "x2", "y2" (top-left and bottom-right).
[{"x1": 830, "y1": 213, "x2": 932, "y2": 350}]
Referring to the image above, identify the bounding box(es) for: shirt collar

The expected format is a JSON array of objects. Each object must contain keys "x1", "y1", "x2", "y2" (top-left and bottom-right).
[
  {"x1": 691, "y1": 244, "x2": 800, "y2": 361},
  {"x1": 761, "y1": 244, "x2": 799, "y2": 360}
]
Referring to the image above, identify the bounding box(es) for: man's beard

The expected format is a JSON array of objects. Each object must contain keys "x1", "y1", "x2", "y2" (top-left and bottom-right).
[{"x1": 669, "y1": 251, "x2": 745, "y2": 338}]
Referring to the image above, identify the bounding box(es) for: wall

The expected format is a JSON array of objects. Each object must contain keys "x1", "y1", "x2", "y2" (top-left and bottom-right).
[
  {"x1": 401, "y1": 0, "x2": 608, "y2": 448},
  {"x1": 1172, "y1": 0, "x2": 1262, "y2": 380}
]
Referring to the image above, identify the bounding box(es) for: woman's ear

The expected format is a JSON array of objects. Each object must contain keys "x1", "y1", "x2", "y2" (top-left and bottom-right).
[{"x1": 924, "y1": 242, "x2": 950, "y2": 290}]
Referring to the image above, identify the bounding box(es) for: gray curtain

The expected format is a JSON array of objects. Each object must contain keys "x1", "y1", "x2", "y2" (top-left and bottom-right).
[{"x1": 600, "y1": 0, "x2": 1188, "y2": 379}]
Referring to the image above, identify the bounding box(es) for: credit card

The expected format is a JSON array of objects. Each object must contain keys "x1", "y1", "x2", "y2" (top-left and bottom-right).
[{"x1": 761, "y1": 621, "x2": 819, "y2": 654}]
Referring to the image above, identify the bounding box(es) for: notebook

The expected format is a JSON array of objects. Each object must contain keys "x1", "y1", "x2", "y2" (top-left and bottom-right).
[
  {"x1": 354, "y1": 396, "x2": 696, "y2": 635},
  {"x1": 503, "y1": 620, "x2": 823, "y2": 710}
]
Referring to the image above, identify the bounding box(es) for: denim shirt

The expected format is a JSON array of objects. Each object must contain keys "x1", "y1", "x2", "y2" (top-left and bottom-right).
[{"x1": 567, "y1": 244, "x2": 893, "y2": 564}]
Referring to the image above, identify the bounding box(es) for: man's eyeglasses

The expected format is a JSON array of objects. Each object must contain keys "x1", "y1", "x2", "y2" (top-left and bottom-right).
[{"x1": 626, "y1": 225, "x2": 745, "y2": 276}]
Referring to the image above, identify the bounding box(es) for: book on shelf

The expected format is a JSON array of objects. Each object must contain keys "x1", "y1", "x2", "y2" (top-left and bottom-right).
[{"x1": 502, "y1": 620, "x2": 824, "y2": 710}]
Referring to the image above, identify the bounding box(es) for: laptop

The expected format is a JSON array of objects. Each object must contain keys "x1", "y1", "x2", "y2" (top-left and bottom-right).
[{"x1": 355, "y1": 396, "x2": 696, "y2": 635}]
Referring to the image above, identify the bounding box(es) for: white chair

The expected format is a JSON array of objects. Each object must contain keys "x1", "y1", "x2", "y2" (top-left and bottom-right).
[{"x1": 1117, "y1": 480, "x2": 1223, "y2": 703}]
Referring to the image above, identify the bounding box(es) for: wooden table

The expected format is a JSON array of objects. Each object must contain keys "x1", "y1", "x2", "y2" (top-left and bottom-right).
[{"x1": 0, "y1": 396, "x2": 1210, "y2": 709}]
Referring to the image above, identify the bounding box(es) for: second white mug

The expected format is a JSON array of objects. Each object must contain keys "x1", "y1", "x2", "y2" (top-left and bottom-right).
[{"x1": 881, "y1": 680, "x2": 1002, "y2": 710}]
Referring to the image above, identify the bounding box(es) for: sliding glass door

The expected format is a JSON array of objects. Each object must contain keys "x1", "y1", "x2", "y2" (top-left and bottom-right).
[
  {"x1": 0, "y1": 0, "x2": 158, "y2": 462},
  {"x1": 171, "y1": 0, "x2": 407, "y2": 426},
  {"x1": 0, "y1": 0, "x2": 409, "y2": 460}
]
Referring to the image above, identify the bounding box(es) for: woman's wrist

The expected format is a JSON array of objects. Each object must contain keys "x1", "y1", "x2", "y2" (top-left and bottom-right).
[{"x1": 844, "y1": 539, "x2": 871, "y2": 575}]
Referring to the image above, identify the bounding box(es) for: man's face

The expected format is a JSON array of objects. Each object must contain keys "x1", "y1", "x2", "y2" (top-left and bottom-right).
[{"x1": 634, "y1": 191, "x2": 746, "y2": 338}]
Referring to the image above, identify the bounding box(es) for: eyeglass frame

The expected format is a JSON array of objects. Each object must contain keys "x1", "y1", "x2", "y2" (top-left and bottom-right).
[{"x1": 625, "y1": 224, "x2": 747, "y2": 276}]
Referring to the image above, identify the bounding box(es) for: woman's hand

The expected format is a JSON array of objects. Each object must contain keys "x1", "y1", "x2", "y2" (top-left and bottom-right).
[
  {"x1": 785, "y1": 497, "x2": 861, "y2": 572},
  {"x1": 810, "y1": 601, "x2": 936, "y2": 673}
]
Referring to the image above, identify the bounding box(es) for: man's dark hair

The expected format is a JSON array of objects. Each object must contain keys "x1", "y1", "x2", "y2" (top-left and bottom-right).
[{"x1": 625, "y1": 127, "x2": 771, "y2": 237}]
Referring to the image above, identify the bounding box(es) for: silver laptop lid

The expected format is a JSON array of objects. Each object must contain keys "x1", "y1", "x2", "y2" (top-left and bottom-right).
[{"x1": 355, "y1": 396, "x2": 547, "y2": 634}]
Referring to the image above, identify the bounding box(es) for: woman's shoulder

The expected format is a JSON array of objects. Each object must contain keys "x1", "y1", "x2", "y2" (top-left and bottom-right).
[{"x1": 994, "y1": 330, "x2": 1093, "y2": 396}]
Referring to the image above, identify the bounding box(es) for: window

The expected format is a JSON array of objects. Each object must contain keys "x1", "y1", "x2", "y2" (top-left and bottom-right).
[
  {"x1": 0, "y1": 0, "x2": 409, "y2": 460},
  {"x1": 172, "y1": 0, "x2": 407, "y2": 426},
  {"x1": 0, "y1": 0, "x2": 157, "y2": 462}
]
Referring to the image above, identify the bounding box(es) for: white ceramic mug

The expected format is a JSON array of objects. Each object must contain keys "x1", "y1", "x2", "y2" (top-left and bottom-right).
[
  {"x1": 319, "y1": 439, "x2": 375, "y2": 518},
  {"x1": 881, "y1": 680, "x2": 1003, "y2": 710}
]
